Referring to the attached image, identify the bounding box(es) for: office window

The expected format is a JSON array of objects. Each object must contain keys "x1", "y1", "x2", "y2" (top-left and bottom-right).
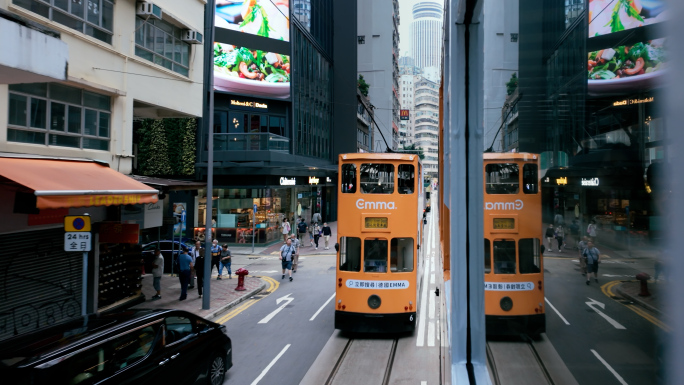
[
  {"x1": 135, "y1": 17, "x2": 191, "y2": 76},
  {"x1": 8, "y1": 83, "x2": 111, "y2": 150},
  {"x1": 14, "y1": 0, "x2": 114, "y2": 44}
]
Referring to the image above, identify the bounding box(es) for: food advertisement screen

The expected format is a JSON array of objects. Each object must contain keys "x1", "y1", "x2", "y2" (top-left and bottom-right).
[
  {"x1": 589, "y1": 0, "x2": 666, "y2": 38},
  {"x1": 216, "y1": 0, "x2": 289, "y2": 41},
  {"x1": 214, "y1": 43, "x2": 290, "y2": 98}
]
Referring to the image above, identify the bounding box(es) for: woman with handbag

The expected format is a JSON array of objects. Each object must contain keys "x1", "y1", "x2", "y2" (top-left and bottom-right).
[{"x1": 313, "y1": 222, "x2": 321, "y2": 250}]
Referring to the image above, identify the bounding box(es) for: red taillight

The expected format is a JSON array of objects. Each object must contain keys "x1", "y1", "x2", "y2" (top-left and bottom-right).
[
  {"x1": 342, "y1": 305, "x2": 346, "y2": 310},
  {"x1": 405, "y1": 306, "x2": 408, "y2": 311},
  {"x1": 538, "y1": 280, "x2": 542, "y2": 290},
  {"x1": 535, "y1": 308, "x2": 539, "y2": 313}
]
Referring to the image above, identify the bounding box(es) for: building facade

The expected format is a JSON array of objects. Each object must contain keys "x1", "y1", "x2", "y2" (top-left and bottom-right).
[
  {"x1": 409, "y1": 1, "x2": 443, "y2": 71},
  {"x1": 358, "y1": 0, "x2": 401, "y2": 151},
  {"x1": 0, "y1": 0, "x2": 206, "y2": 338},
  {"x1": 196, "y1": 0, "x2": 357, "y2": 244},
  {"x1": 413, "y1": 77, "x2": 439, "y2": 176},
  {"x1": 357, "y1": 90, "x2": 374, "y2": 153}
]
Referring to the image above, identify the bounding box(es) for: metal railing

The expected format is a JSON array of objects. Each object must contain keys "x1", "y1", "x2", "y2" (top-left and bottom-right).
[{"x1": 214, "y1": 133, "x2": 290, "y2": 153}]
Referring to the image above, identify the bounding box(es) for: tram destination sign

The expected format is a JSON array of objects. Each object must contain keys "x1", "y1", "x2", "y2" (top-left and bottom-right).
[
  {"x1": 365, "y1": 217, "x2": 388, "y2": 229},
  {"x1": 493, "y1": 218, "x2": 515, "y2": 229}
]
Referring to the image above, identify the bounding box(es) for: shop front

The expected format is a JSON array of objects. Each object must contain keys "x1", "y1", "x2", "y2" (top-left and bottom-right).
[{"x1": 193, "y1": 174, "x2": 336, "y2": 245}]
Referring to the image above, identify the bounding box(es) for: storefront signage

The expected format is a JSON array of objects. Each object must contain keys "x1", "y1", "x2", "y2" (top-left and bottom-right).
[
  {"x1": 556, "y1": 177, "x2": 567, "y2": 186},
  {"x1": 326, "y1": 177, "x2": 332, "y2": 183},
  {"x1": 230, "y1": 99, "x2": 268, "y2": 109},
  {"x1": 279, "y1": 177, "x2": 296, "y2": 186},
  {"x1": 400, "y1": 109, "x2": 410, "y2": 120},
  {"x1": 309, "y1": 176, "x2": 320, "y2": 185},
  {"x1": 99, "y1": 223, "x2": 140, "y2": 244},
  {"x1": 581, "y1": 178, "x2": 600, "y2": 187},
  {"x1": 143, "y1": 202, "x2": 163, "y2": 229},
  {"x1": 613, "y1": 96, "x2": 654, "y2": 107}
]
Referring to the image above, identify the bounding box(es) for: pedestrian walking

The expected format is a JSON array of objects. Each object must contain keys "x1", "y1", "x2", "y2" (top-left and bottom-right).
[
  {"x1": 281, "y1": 239, "x2": 295, "y2": 282},
  {"x1": 195, "y1": 246, "x2": 206, "y2": 298},
  {"x1": 583, "y1": 240, "x2": 601, "y2": 285},
  {"x1": 313, "y1": 222, "x2": 321, "y2": 250},
  {"x1": 312, "y1": 212, "x2": 322, "y2": 225},
  {"x1": 545, "y1": 224, "x2": 555, "y2": 250},
  {"x1": 322, "y1": 222, "x2": 332, "y2": 250},
  {"x1": 297, "y1": 218, "x2": 308, "y2": 244},
  {"x1": 151, "y1": 248, "x2": 163, "y2": 300},
  {"x1": 554, "y1": 225, "x2": 565, "y2": 252},
  {"x1": 578, "y1": 236, "x2": 589, "y2": 275},
  {"x1": 569, "y1": 219, "x2": 580, "y2": 249},
  {"x1": 219, "y1": 244, "x2": 232, "y2": 279},
  {"x1": 281, "y1": 218, "x2": 291, "y2": 243},
  {"x1": 587, "y1": 220, "x2": 598, "y2": 238},
  {"x1": 210, "y1": 239, "x2": 221, "y2": 277},
  {"x1": 177, "y1": 246, "x2": 193, "y2": 301},
  {"x1": 308, "y1": 222, "x2": 315, "y2": 246},
  {"x1": 290, "y1": 234, "x2": 300, "y2": 273},
  {"x1": 554, "y1": 211, "x2": 565, "y2": 227},
  {"x1": 189, "y1": 240, "x2": 203, "y2": 289}
]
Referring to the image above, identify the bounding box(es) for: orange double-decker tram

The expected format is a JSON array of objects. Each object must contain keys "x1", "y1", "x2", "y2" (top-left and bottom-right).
[
  {"x1": 335, "y1": 153, "x2": 424, "y2": 333},
  {"x1": 483, "y1": 153, "x2": 545, "y2": 336}
]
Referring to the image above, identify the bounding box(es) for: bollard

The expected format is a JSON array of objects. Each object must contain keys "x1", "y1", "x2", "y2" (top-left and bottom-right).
[
  {"x1": 636, "y1": 272, "x2": 651, "y2": 297},
  {"x1": 235, "y1": 268, "x2": 249, "y2": 291}
]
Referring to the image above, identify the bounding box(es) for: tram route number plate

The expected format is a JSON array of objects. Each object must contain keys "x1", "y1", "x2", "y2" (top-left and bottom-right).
[
  {"x1": 493, "y1": 218, "x2": 515, "y2": 229},
  {"x1": 365, "y1": 217, "x2": 388, "y2": 229}
]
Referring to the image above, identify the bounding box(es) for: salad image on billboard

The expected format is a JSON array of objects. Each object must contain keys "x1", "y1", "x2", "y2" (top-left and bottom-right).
[
  {"x1": 214, "y1": 43, "x2": 290, "y2": 98},
  {"x1": 587, "y1": 38, "x2": 665, "y2": 94},
  {"x1": 215, "y1": 0, "x2": 289, "y2": 41},
  {"x1": 589, "y1": 0, "x2": 667, "y2": 38}
]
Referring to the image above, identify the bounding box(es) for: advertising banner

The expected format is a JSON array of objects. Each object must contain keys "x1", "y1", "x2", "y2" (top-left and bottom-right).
[
  {"x1": 589, "y1": 0, "x2": 666, "y2": 38},
  {"x1": 214, "y1": 43, "x2": 290, "y2": 98},
  {"x1": 400, "y1": 109, "x2": 410, "y2": 120}
]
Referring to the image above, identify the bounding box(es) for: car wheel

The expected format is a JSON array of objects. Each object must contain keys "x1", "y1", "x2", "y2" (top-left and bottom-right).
[{"x1": 208, "y1": 353, "x2": 225, "y2": 385}]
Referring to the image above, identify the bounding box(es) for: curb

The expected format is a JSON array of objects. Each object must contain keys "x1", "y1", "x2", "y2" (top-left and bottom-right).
[
  {"x1": 614, "y1": 282, "x2": 662, "y2": 315},
  {"x1": 205, "y1": 278, "x2": 267, "y2": 322}
]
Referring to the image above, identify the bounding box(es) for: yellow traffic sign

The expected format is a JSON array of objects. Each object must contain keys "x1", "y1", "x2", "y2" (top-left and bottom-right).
[{"x1": 64, "y1": 215, "x2": 91, "y2": 232}]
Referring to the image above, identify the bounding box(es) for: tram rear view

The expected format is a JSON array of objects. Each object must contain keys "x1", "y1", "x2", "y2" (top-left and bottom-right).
[{"x1": 335, "y1": 153, "x2": 423, "y2": 333}]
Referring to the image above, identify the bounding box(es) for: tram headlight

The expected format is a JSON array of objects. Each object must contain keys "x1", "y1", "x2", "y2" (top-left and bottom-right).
[
  {"x1": 500, "y1": 296, "x2": 513, "y2": 312},
  {"x1": 368, "y1": 294, "x2": 381, "y2": 309}
]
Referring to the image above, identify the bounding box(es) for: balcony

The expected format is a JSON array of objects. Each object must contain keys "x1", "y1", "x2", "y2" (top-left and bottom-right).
[{"x1": 214, "y1": 133, "x2": 289, "y2": 153}]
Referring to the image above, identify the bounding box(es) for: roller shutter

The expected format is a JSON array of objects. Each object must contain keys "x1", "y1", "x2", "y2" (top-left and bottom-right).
[{"x1": 0, "y1": 228, "x2": 83, "y2": 341}]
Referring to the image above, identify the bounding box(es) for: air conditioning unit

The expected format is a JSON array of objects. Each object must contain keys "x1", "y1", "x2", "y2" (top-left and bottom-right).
[
  {"x1": 181, "y1": 30, "x2": 203, "y2": 44},
  {"x1": 137, "y1": 2, "x2": 162, "y2": 20}
]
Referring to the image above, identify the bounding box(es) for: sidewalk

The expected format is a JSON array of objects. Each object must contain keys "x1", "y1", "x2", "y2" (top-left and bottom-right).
[
  {"x1": 133, "y1": 271, "x2": 266, "y2": 321},
  {"x1": 230, "y1": 221, "x2": 338, "y2": 257}
]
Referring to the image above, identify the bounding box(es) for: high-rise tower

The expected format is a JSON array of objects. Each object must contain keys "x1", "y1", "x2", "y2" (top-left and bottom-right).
[{"x1": 410, "y1": 2, "x2": 443, "y2": 70}]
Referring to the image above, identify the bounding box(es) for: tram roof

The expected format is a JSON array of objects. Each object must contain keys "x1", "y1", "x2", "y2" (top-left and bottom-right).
[
  {"x1": 339, "y1": 153, "x2": 420, "y2": 162},
  {"x1": 483, "y1": 152, "x2": 539, "y2": 162}
]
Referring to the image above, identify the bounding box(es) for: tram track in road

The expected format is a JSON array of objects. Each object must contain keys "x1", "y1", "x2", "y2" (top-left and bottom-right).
[
  {"x1": 323, "y1": 336, "x2": 400, "y2": 385},
  {"x1": 486, "y1": 337, "x2": 556, "y2": 385}
]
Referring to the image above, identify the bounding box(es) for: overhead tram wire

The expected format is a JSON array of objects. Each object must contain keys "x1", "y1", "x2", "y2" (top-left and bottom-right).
[{"x1": 485, "y1": 92, "x2": 523, "y2": 153}]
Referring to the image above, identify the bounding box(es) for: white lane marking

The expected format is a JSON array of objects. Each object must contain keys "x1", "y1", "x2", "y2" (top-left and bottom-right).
[
  {"x1": 310, "y1": 293, "x2": 335, "y2": 321},
  {"x1": 428, "y1": 321, "x2": 435, "y2": 347},
  {"x1": 250, "y1": 344, "x2": 291, "y2": 385},
  {"x1": 258, "y1": 294, "x2": 294, "y2": 324},
  {"x1": 421, "y1": 382, "x2": 427, "y2": 385},
  {"x1": 586, "y1": 298, "x2": 626, "y2": 330},
  {"x1": 431, "y1": 273, "x2": 435, "y2": 285},
  {"x1": 544, "y1": 297, "x2": 570, "y2": 325},
  {"x1": 416, "y1": 214, "x2": 433, "y2": 347},
  {"x1": 591, "y1": 349, "x2": 629, "y2": 385},
  {"x1": 429, "y1": 285, "x2": 436, "y2": 319}
]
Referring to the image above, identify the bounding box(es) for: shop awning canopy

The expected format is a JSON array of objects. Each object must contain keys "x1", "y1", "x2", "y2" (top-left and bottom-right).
[{"x1": 0, "y1": 157, "x2": 159, "y2": 209}]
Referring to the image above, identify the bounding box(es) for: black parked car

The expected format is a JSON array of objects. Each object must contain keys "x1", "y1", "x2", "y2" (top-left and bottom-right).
[
  {"x1": 141, "y1": 240, "x2": 195, "y2": 274},
  {"x1": 0, "y1": 309, "x2": 232, "y2": 385}
]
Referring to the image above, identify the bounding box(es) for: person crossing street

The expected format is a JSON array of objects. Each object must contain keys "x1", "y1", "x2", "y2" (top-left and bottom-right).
[
  {"x1": 280, "y1": 239, "x2": 295, "y2": 282},
  {"x1": 290, "y1": 234, "x2": 301, "y2": 273}
]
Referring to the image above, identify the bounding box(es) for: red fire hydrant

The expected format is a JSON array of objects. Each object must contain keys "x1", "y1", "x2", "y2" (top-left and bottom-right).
[
  {"x1": 235, "y1": 268, "x2": 249, "y2": 291},
  {"x1": 636, "y1": 272, "x2": 651, "y2": 297}
]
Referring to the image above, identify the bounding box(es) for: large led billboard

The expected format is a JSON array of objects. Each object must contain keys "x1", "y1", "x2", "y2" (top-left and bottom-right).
[
  {"x1": 214, "y1": 1, "x2": 291, "y2": 99},
  {"x1": 589, "y1": 0, "x2": 667, "y2": 38}
]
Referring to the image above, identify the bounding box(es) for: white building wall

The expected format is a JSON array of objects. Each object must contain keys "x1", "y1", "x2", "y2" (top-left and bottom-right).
[
  {"x1": 482, "y1": 0, "x2": 519, "y2": 152},
  {"x1": 0, "y1": 0, "x2": 205, "y2": 173},
  {"x1": 413, "y1": 76, "x2": 439, "y2": 175},
  {"x1": 410, "y1": 2, "x2": 443, "y2": 71}
]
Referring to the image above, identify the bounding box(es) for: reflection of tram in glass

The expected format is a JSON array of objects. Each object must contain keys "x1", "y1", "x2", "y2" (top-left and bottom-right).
[
  {"x1": 483, "y1": 153, "x2": 545, "y2": 336},
  {"x1": 335, "y1": 153, "x2": 424, "y2": 333}
]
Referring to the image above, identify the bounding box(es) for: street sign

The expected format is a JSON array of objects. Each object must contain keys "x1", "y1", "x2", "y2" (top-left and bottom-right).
[
  {"x1": 64, "y1": 215, "x2": 91, "y2": 232},
  {"x1": 253, "y1": 204, "x2": 258, "y2": 214},
  {"x1": 64, "y1": 232, "x2": 92, "y2": 252}
]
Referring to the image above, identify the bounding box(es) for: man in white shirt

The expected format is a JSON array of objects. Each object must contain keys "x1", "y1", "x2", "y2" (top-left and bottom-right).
[
  {"x1": 189, "y1": 240, "x2": 203, "y2": 289},
  {"x1": 151, "y1": 249, "x2": 164, "y2": 300}
]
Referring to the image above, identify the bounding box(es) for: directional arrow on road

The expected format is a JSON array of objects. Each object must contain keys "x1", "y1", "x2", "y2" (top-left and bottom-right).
[
  {"x1": 586, "y1": 297, "x2": 626, "y2": 330},
  {"x1": 258, "y1": 293, "x2": 294, "y2": 324}
]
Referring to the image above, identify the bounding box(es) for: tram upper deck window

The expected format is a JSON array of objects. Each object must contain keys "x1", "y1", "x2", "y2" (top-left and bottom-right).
[
  {"x1": 519, "y1": 238, "x2": 541, "y2": 274},
  {"x1": 364, "y1": 238, "x2": 388, "y2": 272},
  {"x1": 360, "y1": 164, "x2": 394, "y2": 194},
  {"x1": 341, "y1": 164, "x2": 357, "y2": 193},
  {"x1": 484, "y1": 239, "x2": 491, "y2": 274},
  {"x1": 486, "y1": 164, "x2": 519, "y2": 194},
  {"x1": 398, "y1": 165, "x2": 415, "y2": 194},
  {"x1": 339, "y1": 236, "x2": 361, "y2": 272},
  {"x1": 493, "y1": 240, "x2": 516, "y2": 274},
  {"x1": 522, "y1": 164, "x2": 538, "y2": 194},
  {"x1": 390, "y1": 238, "x2": 414, "y2": 272}
]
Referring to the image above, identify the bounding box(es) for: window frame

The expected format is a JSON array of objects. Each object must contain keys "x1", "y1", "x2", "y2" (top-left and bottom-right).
[
  {"x1": 390, "y1": 237, "x2": 414, "y2": 272},
  {"x1": 360, "y1": 163, "x2": 395, "y2": 194},
  {"x1": 134, "y1": 16, "x2": 191, "y2": 77},
  {"x1": 339, "y1": 236, "x2": 361, "y2": 272},
  {"x1": 485, "y1": 163, "x2": 520, "y2": 194},
  {"x1": 364, "y1": 238, "x2": 389, "y2": 273},
  {"x1": 341, "y1": 163, "x2": 357, "y2": 193},
  {"x1": 492, "y1": 239, "x2": 517, "y2": 274}
]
